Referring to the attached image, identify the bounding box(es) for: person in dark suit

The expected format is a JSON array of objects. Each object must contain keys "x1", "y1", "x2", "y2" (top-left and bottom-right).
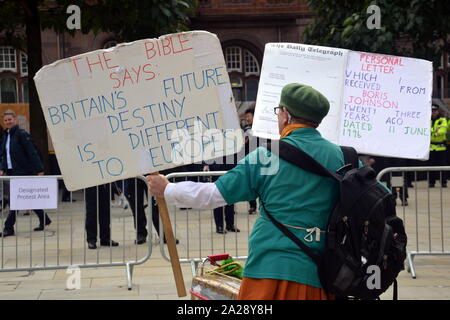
[
  {"x1": 205, "y1": 154, "x2": 240, "y2": 234},
  {"x1": 123, "y1": 178, "x2": 149, "y2": 245},
  {"x1": 0, "y1": 110, "x2": 51, "y2": 237},
  {"x1": 124, "y1": 166, "x2": 187, "y2": 245},
  {"x1": 369, "y1": 156, "x2": 409, "y2": 206},
  {"x1": 243, "y1": 107, "x2": 258, "y2": 214},
  {"x1": 85, "y1": 183, "x2": 119, "y2": 249}
]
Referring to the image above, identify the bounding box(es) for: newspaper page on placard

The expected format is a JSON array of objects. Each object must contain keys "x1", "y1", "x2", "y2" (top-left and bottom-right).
[
  {"x1": 252, "y1": 43, "x2": 349, "y2": 142},
  {"x1": 253, "y1": 43, "x2": 432, "y2": 160},
  {"x1": 34, "y1": 31, "x2": 242, "y2": 191},
  {"x1": 339, "y1": 51, "x2": 433, "y2": 160}
]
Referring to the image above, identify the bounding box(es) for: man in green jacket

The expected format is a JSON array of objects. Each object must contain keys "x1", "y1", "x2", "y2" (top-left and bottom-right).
[{"x1": 148, "y1": 83, "x2": 343, "y2": 300}]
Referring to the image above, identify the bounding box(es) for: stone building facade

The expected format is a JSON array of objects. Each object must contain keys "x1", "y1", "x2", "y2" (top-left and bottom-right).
[{"x1": 0, "y1": 0, "x2": 448, "y2": 120}]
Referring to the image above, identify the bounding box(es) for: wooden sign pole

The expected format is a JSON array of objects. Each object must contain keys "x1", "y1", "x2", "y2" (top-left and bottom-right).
[{"x1": 155, "y1": 195, "x2": 187, "y2": 297}]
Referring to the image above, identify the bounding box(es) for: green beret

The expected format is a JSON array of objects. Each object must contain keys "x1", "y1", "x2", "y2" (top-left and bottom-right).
[{"x1": 278, "y1": 83, "x2": 330, "y2": 123}]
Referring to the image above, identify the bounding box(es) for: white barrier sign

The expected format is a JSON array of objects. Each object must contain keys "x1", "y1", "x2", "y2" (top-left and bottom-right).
[
  {"x1": 10, "y1": 178, "x2": 58, "y2": 210},
  {"x1": 34, "y1": 31, "x2": 242, "y2": 191},
  {"x1": 254, "y1": 43, "x2": 433, "y2": 160}
]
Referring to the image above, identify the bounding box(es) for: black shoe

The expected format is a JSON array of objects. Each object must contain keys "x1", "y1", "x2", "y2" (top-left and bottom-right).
[
  {"x1": 23, "y1": 211, "x2": 30, "y2": 216},
  {"x1": 401, "y1": 201, "x2": 408, "y2": 206},
  {"x1": 62, "y1": 198, "x2": 76, "y2": 202},
  {"x1": 0, "y1": 229, "x2": 14, "y2": 237},
  {"x1": 135, "y1": 234, "x2": 147, "y2": 245},
  {"x1": 226, "y1": 226, "x2": 240, "y2": 233},
  {"x1": 429, "y1": 183, "x2": 435, "y2": 188},
  {"x1": 248, "y1": 208, "x2": 257, "y2": 215},
  {"x1": 179, "y1": 208, "x2": 192, "y2": 211},
  {"x1": 100, "y1": 240, "x2": 119, "y2": 247},
  {"x1": 216, "y1": 227, "x2": 227, "y2": 234},
  {"x1": 88, "y1": 241, "x2": 97, "y2": 249},
  {"x1": 34, "y1": 219, "x2": 52, "y2": 231},
  {"x1": 442, "y1": 183, "x2": 447, "y2": 188},
  {"x1": 163, "y1": 237, "x2": 179, "y2": 244}
]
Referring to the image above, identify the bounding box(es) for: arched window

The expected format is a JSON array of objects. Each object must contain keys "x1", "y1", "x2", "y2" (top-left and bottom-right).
[
  {"x1": 0, "y1": 78, "x2": 18, "y2": 103},
  {"x1": 224, "y1": 45, "x2": 261, "y2": 103},
  {"x1": 0, "y1": 47, "x2": 29, "y2": 103},
  {"x1": 244, "y1": 50, "x2": 259, "y2": 75},
  {"x1": 435, "y1": 51, "x2": 449, "y2": 99}
]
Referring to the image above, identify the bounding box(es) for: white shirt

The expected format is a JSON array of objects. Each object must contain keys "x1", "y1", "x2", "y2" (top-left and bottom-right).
[
  {"x1": 164, "y1": 181, "x2": 227, "y2": 210},
  {"x1": 5, "y1": 130, "x2": 12, "y2": 169}
]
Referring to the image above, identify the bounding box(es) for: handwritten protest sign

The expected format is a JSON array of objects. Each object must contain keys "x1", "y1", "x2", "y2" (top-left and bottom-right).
[
  {"x1": 340, "y1": 51, "x2": 432, "y2": 159},
  {"x1": 253, "y1": 43, "x2": 433, "y2": 160},
  {"x1": 34, "y1": 31, "x2": 242, "y2": 191}
]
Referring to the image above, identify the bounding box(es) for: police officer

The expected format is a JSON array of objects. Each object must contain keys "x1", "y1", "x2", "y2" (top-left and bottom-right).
[{"x1": 429, "y1": 104, "x2": 448, "y2": 187}]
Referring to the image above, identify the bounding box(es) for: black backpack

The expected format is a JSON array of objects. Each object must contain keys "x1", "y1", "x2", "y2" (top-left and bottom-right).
[{"x1": 265, "y1": 141, "x2": 407, "y2": 300}]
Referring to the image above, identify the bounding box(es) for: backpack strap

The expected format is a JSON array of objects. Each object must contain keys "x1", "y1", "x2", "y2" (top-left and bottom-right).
[
  {"x1": 261, "y1": 200, "x2": 322, "y2": 266},
  {"x1": 266, "y1": 141, "x2": 341, "y2": 180},
  {"x1": 340, "y1": 146, "x2": 358, "y2": 169}
]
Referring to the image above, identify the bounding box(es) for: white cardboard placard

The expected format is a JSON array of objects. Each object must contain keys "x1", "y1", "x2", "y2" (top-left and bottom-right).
[
  {"x1": 34, "y1": 31, "x2": 242, "y2": 190},
  {"x1": 254, "y1": 43, "x2": 433, "y2": 160}
]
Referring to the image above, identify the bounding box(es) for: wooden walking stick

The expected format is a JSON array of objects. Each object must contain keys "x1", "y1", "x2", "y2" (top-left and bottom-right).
[{"x1": 152, "y1": 174, "x2": 186, "y2": 297}]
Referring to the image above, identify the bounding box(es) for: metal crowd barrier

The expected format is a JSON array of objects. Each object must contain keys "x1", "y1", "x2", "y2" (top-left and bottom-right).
[
  {"x1": 160, "y1": 171, "x2": 256, "y2": 276},
  {"x1": 0, "y1": 175, "x2": 152, "y2": 290},
  {"x1": 159, "y1": 167, "x2": 450, "y2": 280},
  {"x1": 377, "y1": 166, "x2": 450, "y2": 279}
]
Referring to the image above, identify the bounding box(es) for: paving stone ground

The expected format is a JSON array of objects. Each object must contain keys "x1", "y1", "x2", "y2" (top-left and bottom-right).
[{"x1": 0, "y1": 180, "x2": 448, "y2": 300}]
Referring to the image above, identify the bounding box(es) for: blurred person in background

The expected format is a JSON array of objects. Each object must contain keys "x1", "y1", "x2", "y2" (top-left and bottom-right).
[{"x1": 0, "y1": 110, "x2": 51, "y2": 237}]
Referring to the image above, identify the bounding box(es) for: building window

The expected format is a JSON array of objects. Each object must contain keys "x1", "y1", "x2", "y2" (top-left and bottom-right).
[
  {"x1": 225, "y1": 47, "x2": 242, "y2": 71},
  {"x1": 0, "y1": 78, "x2": 18, "y2": 103},
  {"x1": 447, "y1": 71, "x2": 450, "y2": 98},
  {"x1": 230, "y1": 76, "x2": 243, "y2": 102},
  {"x1": 23, "y1": 80, "x2": 29, "y2": 103},
  {"x1": 245, "y1": 78, "x2": 259, "y2": 101},
  {"x1": 20, "y1": 52, "x2": 28, "y2": 76},
  {"x1": 0, "y1": 47, "x2": 16, "y2": 71},
  {"x1": 224, "y1": 45, "x2": 261, "y2": 102},
  {"x1": 244, "y1": 50, "x2": 259, "y2": 75}
]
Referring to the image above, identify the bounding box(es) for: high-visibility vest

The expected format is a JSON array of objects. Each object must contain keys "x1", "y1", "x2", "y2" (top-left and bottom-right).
[
  {"x1": 446, "y1": 118, "x2": 450, "y2": 147},
  {"x1": 430, "y1": 117, "x2": 447, "y2": 151}
]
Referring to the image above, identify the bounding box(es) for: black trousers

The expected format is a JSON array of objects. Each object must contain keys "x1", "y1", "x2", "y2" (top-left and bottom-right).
[
  {"x1": 123, "y1": 178, "x2": 151, "y2": 238},
  {"x1": 85, "y1": 184, "x2": 111, "y2": 243},
  {"x1": 213, "y1": 205, "x2": 235, "y2": 230},
  {"x1": 429, "y1": 150, "x2": 447, "y2": 185},
  {"x1": 4, "y1": 209, "x2": 50, "y2": 232},
  {"x1": 3, "y1": 169, "x2": 51, "y2": 232}
]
